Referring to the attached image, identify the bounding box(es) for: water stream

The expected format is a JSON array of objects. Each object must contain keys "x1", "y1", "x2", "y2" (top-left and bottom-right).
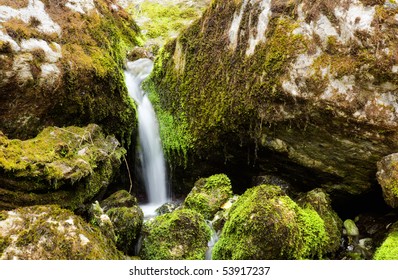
[{"x1": 125, "y1": 58, "x2": 169, "y2": 218}]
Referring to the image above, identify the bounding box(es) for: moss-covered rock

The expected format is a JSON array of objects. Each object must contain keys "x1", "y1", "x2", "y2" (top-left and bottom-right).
[
  {"x1": 148, "y1": 0, "x2": 398, "y2": 196},
  {"x1": 297, "y1": 188, "x2": 343, "y2": 254},
  {"x1": 184, "y1": 174, "x2": 233, "y2": 220},
  {"x1": 212, "y1": 185, "x2": 334, "y2": 260},
  {"x1": 0, "y1": 124, "x2": 125, "y2": 210},
  {"x1": 88, "y1": 201, "x2": 116, "y2": 242},
  {"x1": 106, "y1": 205, "x2": 143, "y2": 255},
  {"x1": 140, "y1": 208, "x2": 211, "y2": 260},
  {"x1": 0, "y1": 0, "x2": 142, "y2": 146},
  {"x1": 377, "y1": 153, "x2": 398, "y2": 208},
  {"x1": 100, "y1": 189, "x2": 138, "y2": 211},
  {"x1": 373, "y1": 222, "x2": 398, "y2": 260},
  {"x1": 0, "y1": 205, "x2": 123, "y2": 260}
]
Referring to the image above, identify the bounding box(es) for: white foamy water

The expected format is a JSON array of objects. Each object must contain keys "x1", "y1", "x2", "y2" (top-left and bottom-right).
[{"x1": 125, "y1": 58, "x2": 169, "y2": 217}]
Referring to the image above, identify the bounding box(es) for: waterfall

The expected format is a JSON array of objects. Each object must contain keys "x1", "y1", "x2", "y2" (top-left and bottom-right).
[{"x1": 124, "y1": 58, "x2": 169, "y2": 217}]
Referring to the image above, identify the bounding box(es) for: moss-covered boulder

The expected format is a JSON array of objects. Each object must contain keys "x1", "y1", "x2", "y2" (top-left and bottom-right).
[
  {"x1": 100, "y1": 189, "x2": 138, "y2": 210},
  {"x1": 374, "y1": 222, "x2": 398, "y2": 260},
  {"x1": 106, "y1": 206, "x2": 143, "y2": 255},
  {"x1": 377, "y1": 153, "x2": 398, "y2": 208},
  {"x1": 0, "y1": 205, "x2": 123, "y2": 260},
  {"x1": 0, "y1": 124, "x2": 125, "y2": 210},
  {"x1": 148, "y1": 0, "x2": 398, "y2": 196},
  {"x1": 0, "y1": 0, "x2": 141, "y2": 145},
  {"x1": 297, "y1": 188, "x2": 343, "y2": 254},
  {"x1": 97, "y1": 190, "x2": 143, "y2": 254},
  {"x1": 140, "y1": 208, "x2": 211, "y2": 260},
  {"x1": 184, "y1": 174, "x2": 233, "y2": 220},
  {"x1": 212, "y1": 185, "x2": 335, "y2": 260}
]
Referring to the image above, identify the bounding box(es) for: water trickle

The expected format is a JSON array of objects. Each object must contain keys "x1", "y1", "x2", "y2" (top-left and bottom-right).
[
  {"x1": 205, "y1": 220, "x2": 219, "y2": 260},
  {"x1": 125, "y1": 58, "x2": 169, "y2": 217}
]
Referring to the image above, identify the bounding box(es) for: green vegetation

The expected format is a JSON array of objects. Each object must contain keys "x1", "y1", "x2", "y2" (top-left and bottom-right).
[
  {"x1": 297, "y1": 188, "x2": 343, "y2": 254},
  {"x1": 140, "y1": 208, "x2": 211, "y2": 260},
  {"x1": 212, "y1": 185, "x2": 331, "y2": 260},
  {"x1": 148, "y1": 1, "x2": 305, "y2": 167},
  {"x1": 106, "y1": 206, "x2": 143, "y2": 255},
  {"x1": 127, "y1": 0, "x2": 203, "y2": 45},
  {"x1": 374, "y1": 222, "x2": 398, "y2": 260},
  {"x1": 144, "y1": 77, "x2": 193, "y2": 165},
  {"x1": 100, "y1": 190, "x2": 138, "y2": 210},
  {"x1": 184, "y1": 174, "x2": 233, "y2": 219}
]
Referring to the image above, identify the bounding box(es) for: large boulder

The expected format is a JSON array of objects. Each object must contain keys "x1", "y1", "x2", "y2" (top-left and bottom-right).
[
  {"x1": 140, "y1": 208, "x2": 211, "y2": 260},
  {"x1": 0, "y1": 124, "x2": 125, "y2": 210},
  {"x1": 0, "y1": 0, "x2": 141, "y2": 145},
  {"x1": 0, "y1": 205, "x2": 123, "y2": 260},
  {"x1": 148, "y1": 0, "x2": 398, "y2": 195},
  {"x1": 183, "y1": 174, "x2": 233, "y2": 220},
  {"x1": 212, "y1": 185, "x2": 339, "y2": 259}
]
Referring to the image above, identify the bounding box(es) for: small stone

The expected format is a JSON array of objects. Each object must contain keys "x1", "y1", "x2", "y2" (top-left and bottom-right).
[{"x1": 344, "y1": 219, "x2": 359, "y2": 237}]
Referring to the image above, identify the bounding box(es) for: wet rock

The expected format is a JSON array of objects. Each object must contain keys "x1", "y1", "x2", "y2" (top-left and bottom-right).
[
  {"x1": 377, "y1": 153, "x2": 398, "y2": 208},
  {"x1": 0, "y1": 124, "x2": 125, "y2": 210},
  {"x1": 155, "y1": 201, "x2": 180, "y2": 215},
  {"x1": 140, "y1": 208, "x2": 211, "y2": 260},
  {"x1": 183, "y1": 174, "x2": 233, "y2": 220},
  {"x1": 0, "y1": 205, "x2": 123, "y2": 260},
  {"x1": 212, "y1": 195, "x2": 239, "y2": 233}
]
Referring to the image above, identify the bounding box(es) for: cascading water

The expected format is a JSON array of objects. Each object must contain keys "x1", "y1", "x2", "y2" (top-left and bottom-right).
[{"x1": 124, "y1": 58, "x2": 169, "y2": 217}]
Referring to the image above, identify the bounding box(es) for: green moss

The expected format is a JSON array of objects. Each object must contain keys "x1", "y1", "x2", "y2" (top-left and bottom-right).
[
  {"x1": 0, "y1": 124, "x2": 125, "y2": 210},
  {"x1": 145, "y1": 78, "x2": 193, "y2": 165},
  {"x1": 212, "y1": 185, "x2": 330, "y2": 260},
  {"x1": 140, "y1": 208, "x2": 211, "y2": 260},
  {"x1": 0, "y1": 211, "x2": 7, "y2": 221},
  {"x1": 100, "y1": 190, "x2": 138, "y2": 210},
  {"x1": 148, "y1": 2, "x2": 306, "y2": 167},
  {"x1": 0, "y1": 205, "x2": 123, "y2": 260},
  {"x1": 297, "y1": 189, "x2": 343, "y2": 254},
  {"x1": 127, "y1": 1, "x2": 203, "y2": 44},
  {"x1": 0, "y1": 235, "x2": 11, "y2": 256},
  {"x1": 374, "y1": 223, "x2": 398, "y2": 260},
  {"x1": 184, "y1": 174, "x2": 233, "y2": 219}
]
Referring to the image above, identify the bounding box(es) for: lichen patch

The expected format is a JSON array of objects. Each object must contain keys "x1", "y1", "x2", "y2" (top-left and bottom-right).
[
  {"x1": 0, "y1": 0, "x2": 61, "y2": 35},
  {"x1": 20, "y1": 39, "x2": 62, "y2": 63}
]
